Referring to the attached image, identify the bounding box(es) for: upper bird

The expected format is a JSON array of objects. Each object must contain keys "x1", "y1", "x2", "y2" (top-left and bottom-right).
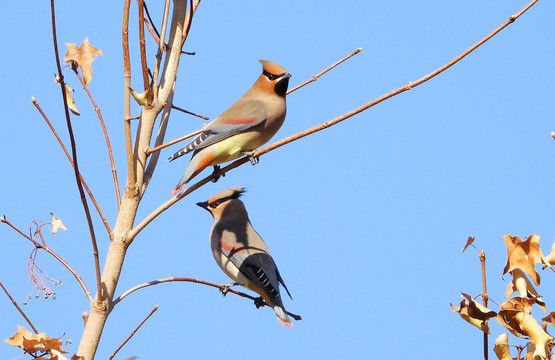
[
  {"x1": 197, "y1": 187, "x2": 293, "y2": 327},
  {"x1": 168, "y1": 60, "x2": 292, "y2": 196}
]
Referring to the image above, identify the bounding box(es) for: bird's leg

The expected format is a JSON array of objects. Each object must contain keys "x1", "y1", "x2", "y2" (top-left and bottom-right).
[
  {"x1": 242, "y1": 150, "x2": 259, "y2": 166},
  {"x1": 210, "y1": 165, "x2": 225, "y2": 183},
  {"x1": 220, "y1": 282, "x2": 238, "y2": 296},
  {"x1": 253, "y1": 296, "x2": 266, "y2": 309}
]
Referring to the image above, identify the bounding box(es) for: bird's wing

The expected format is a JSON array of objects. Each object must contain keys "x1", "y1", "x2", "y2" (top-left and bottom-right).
[{"x1": 168, "y1": 99, "x2": 267, "y2": 161}]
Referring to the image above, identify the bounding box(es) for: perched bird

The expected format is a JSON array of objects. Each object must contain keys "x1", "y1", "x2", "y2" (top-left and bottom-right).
[
  {"x1": 168, "y1": 60, "x2": 291, "y2": 196},
  {"x1": 197, "y1": 187, "x2": 293, "y2": 327}
]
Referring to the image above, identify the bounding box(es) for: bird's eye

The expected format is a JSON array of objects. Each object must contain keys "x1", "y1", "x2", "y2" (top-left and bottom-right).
[
  {"x1": 211, "y1": 200, "x2": 221, "y2": 208},
  {"x1": 263, "y1": 70, "x2": 279, "y2": 81}
]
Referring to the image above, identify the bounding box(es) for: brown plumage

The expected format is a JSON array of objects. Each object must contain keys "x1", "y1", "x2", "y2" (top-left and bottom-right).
[{"x1": 197, "y1": 187, "x2": 293, "y2": 327}]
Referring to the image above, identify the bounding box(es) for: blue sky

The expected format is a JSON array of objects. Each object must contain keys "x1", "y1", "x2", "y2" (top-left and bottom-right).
[{"x1": 2, "y1": 1, "x2": 555, "y2": 359}]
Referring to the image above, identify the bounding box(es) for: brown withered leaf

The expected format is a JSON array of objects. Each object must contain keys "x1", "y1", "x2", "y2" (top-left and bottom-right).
[
  {"x1": 541, "y1": 312, "x2": 555, "y2": 327},
  {"x1": 504, "y1": 269, "x2": 546, "y2": 312},
  {"x1": 462, "y1": 236, "x2": 475, "y2": 252},
  {"x1": 497, "y1": 298, "x2": 552, "y2": 360},
  {"x1": 493, "y1": 333, "x2": 512, "y2": 360},
  {"x1": 64, "y1": 38, "x2": 103, "y2": 85},
  {"x1": 542, "y1": 238, "x2": 555, "y2": 269},
  {"x1": 451, "y1": 293, "x2": 496, "y2": 333},
  {"x1": 64, "y1": 85, "x2": 80, "y2": 116},
  {"x1": 50, "y1": 212, "x2": 67, "y2": 235},
  {"x1": 502, "y1": 235, "x2": 541, "y2": 286},
  {"x1": 4, "y1": 325, "x2": 66, "y2": 355},
  {"x1": 71, "y1": 355, "x2": 84, "y2": 360}
]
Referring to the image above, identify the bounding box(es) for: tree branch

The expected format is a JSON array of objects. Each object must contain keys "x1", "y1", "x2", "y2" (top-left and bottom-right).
[
  {"x1": 1, "y1": 216, "x2": 93, "y2": 302},
  {"x1": 32, "y1": 98, "x2": 112, "y2": 235},
  {"x1": 137, "y1": 0, "x2": 150, "y2": 91},
  {"x1": 112, "y1": 277, "x2": 302, "y2": 321},
  {"x1": 286, "y1": 47, "x2": 362, "y2": 95},
  {"x1": 0, "y1": 280, "x2": 39, "y2": 334},
  {"x1": 49, "y1": 0, "x2": 102, "y2": 299},
  {"x1": 123, "y1": 0, "x2": 136, "y2": 187},
  {"x1": 73, "y1": 70, "x2": 122, "y2": 209},
  {"x1": 108, "y1": 305, "x2": 159, "y2": 360}
]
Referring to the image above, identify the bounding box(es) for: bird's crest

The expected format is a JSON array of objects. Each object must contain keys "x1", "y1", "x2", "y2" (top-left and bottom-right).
[
  {"x1": 207, "y1": 187, "x2": 246, "y2": 205},
  {"x1": 259, "y1": 60, "x2": 288, "y2": 76}
]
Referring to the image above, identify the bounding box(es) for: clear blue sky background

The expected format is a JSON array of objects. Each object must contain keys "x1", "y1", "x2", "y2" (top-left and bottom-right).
[{"x1": 1, "y1": 1, "x2": 554, "y2": 359}]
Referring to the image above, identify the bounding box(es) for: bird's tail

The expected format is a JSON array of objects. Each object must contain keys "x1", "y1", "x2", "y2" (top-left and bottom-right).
[
  {"x1": 273, "y1": 304, "x2": 292, "y2": 327},
  {"x1": 168, "y1": 146, "x2": 190, "y2": 162}
]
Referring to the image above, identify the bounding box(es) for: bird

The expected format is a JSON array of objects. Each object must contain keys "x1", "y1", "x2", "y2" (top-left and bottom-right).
[
  {"x1": 197, "y1": 187, "x2": 293, "y2": 327},
  {"x1": 168, "y1": 60, "x2": 291, "y2": 196}
]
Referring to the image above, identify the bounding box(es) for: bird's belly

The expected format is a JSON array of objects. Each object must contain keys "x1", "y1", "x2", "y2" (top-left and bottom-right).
[{"x1": 215, "y1": 252, "x2": 250, "y2": 286}]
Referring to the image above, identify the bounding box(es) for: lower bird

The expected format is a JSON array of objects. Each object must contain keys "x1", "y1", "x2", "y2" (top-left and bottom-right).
[
  {"x1": 168, "y1": 60, "x2": 291, "y2": 196},
  {"x1": 197, "y1": 187, "x2": 293, "y2": 327}
]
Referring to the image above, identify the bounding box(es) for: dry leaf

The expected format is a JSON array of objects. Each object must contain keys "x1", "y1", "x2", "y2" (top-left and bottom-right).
[
  {"x1": 541, "y1": 312, "x2": 555, "y2": 327},
  {"x1": 64, "y1": 84, "x2": 80, "y2": 116},
  {"x1": 50, "y1": 212, "x2": 67, "y2": 235},
  {"x1": 5, "y1": 325, "x2": 67, "y2": 356},
  {"x1": 64, "y1": 38, "x2": 103, "y2": 85},
  {"x1": 542, "y1": 238, "x2": 555, "y2": 268},
  {"x1": 462, "y1": 236, "x2": 475, "y2": 252},
  {"x1": 70, "y1": 355, "x2": 84, "y2": 360},
  {"x1": 493, "y1": 333, "x2": 512, "y2": 360},
  {"x1": 502, "y1": 235, "x2": 542, "y2": 286},
  {"x1": 504, "y1": 269, "x2": 545, "y2": 312},
  {"x1": 497, "y1": 298, "x2": 552, "y2": 360},
  {"x1": 451, "y1": 293, "x2": 496, "y2": 333}
]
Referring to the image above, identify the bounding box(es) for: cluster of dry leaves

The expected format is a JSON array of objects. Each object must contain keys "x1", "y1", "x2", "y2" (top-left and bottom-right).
[
  {"x1": 5, "y1": 325, "x2": 81, "y2": 360},
  {"x1": 452, "y1": 235, "x2": 555, "y2": 359}
]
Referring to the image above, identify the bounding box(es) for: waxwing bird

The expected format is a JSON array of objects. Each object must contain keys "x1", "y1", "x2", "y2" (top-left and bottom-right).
[
  {"x1": 168, "y1": 60, "x2": 291, "y2": 196},
  {"x1": 197, "y1": 187, "x2": 293, "y2": 327}
]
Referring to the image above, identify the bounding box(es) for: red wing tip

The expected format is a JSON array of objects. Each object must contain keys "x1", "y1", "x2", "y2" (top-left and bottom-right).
[
  {"x1": 170, "y1": 184, "x2": 186, "y2": 196},
  {"x1": 277, "y1": 316, "x2": 293, "y2": 328}
]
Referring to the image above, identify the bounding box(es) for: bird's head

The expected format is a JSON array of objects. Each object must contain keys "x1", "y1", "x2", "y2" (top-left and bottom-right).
[
  {"x1": 196, "y1": 187, "x2": 247, "y2": 218},
  {"x1": 258, "y1": 60, "x2": 292, "y2": 97}
]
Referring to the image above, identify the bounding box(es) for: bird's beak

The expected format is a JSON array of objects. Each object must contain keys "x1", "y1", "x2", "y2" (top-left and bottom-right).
[
  {"x1": 285, "y1": 73, "x2": 292, "y2": 79},
  {"x1": 196, "y1": 201, "x2": 209, "y2": 211}
]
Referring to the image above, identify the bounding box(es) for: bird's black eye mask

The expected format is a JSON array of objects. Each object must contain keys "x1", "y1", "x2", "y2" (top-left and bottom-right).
[{"x1": 263, "y1": 69, "x2": 284, "y2": 81}]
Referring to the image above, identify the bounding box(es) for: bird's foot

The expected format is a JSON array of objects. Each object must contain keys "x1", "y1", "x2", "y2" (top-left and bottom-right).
[
  {"x1": 253, "y1": 296, "x2": 266, "y2": 309},
  {"x1": 242, "y1": 150, "x2": 259, "y2": 166},
  {"x1": 211, "y1": 165, "x2": 225, "y2": 183},
  {"x1": 220, "y1": 282, "x2": 237, "y2": 297}
]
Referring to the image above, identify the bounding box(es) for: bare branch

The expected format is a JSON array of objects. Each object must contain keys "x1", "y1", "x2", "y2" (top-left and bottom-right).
[
  {"x1": 73, "y1": 70, "x2": 122, "y2": 209},
  {"x1": 137, "y1": 0, "x2": 149, "y2": 91},
  {"x1": 1, "y1": 216, "x2": 93, "y2": 302},
  {"x1": 479, "y1": 250, "x2": 489, "y2": 360},
  {"x1": 123, "y1": 0, "x2": 136, "y2": 187},
  {"x1": 151, "y1": 0, "x2": 171, "y2": 94},
  {"x1": 171, "y1": 104, "x2": 209, "y2": 120},
  {"x1": 145, "y1": 128, "x2": 202, "y2": 156},
  {"x1": 108, "y1": 305, "x2": 159, "y2": 360},
  {"x1": 32, "y1": 97, "x2": 112, "y2": 235},
  {"x1": 287, "y1": 47, "x2": 362, "y2": 95},
  {"x1": 0, "y1": 280, "x2": 39, "y2": 334},
  {"x1": 49, "y1": 0, "x2": 101, "y2": 299},
  {"x1": 113, "y1": 277, "x2": 301, "y2": 321}
]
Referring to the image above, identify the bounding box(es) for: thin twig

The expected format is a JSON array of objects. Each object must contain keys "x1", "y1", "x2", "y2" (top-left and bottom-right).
[
  {"x1": 480, "y1": 251, "x2": 488, "y2": 360},
  {"x1": 50, "y1": 0, "x2": 102, "y2": 299},
  {"x1": 143, "y1": 1, "x2": 160, "y2": 39},
  {"x1": 1, "y1": 216, "x2": 93, "y2": 302},
  {"x1": 0, "y1": 280, "x2": 39, "y2": 334},
  {"x1": 130, "y1": 0, "x2": 538, "y2": 241},
  {"x1": 123, "y1": 0, "x2": 136, "y2": 187},
  {"x1": 73, "y1": 71, "x2": 122, "y2": 209},
  {"x1": 145, "y1": 128, "x2": 202, "y2": 156},
  {"x1": 108, "y1": 305, "x2": 159, "y2": 360},
  {"x1": 151, "y1": 0, "x2": 171, "y2": 95},
  {"x1": 137, "y1": 0, "x2": 149, "y2": 91},
  {"x1": 113, "y1": 277, "x2": 301, "y2": 321},
  {"x1": 172, "y1": 105, "x2": 209, "y2": 120},
  {"x1": 287, "y1": 47, "x2": 362, "y2": 95},
  {"x1": 32, "y1": 98, "x2": 112, "y2": 235}
]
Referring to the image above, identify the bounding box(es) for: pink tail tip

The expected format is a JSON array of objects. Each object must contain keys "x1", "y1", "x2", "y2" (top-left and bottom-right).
[
  {"x1": 277, "y1": 316, "x2": 293, "y2": 328},
  {"x1": 170, "y1": 184, "x2": 186, "y2": 196}
]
